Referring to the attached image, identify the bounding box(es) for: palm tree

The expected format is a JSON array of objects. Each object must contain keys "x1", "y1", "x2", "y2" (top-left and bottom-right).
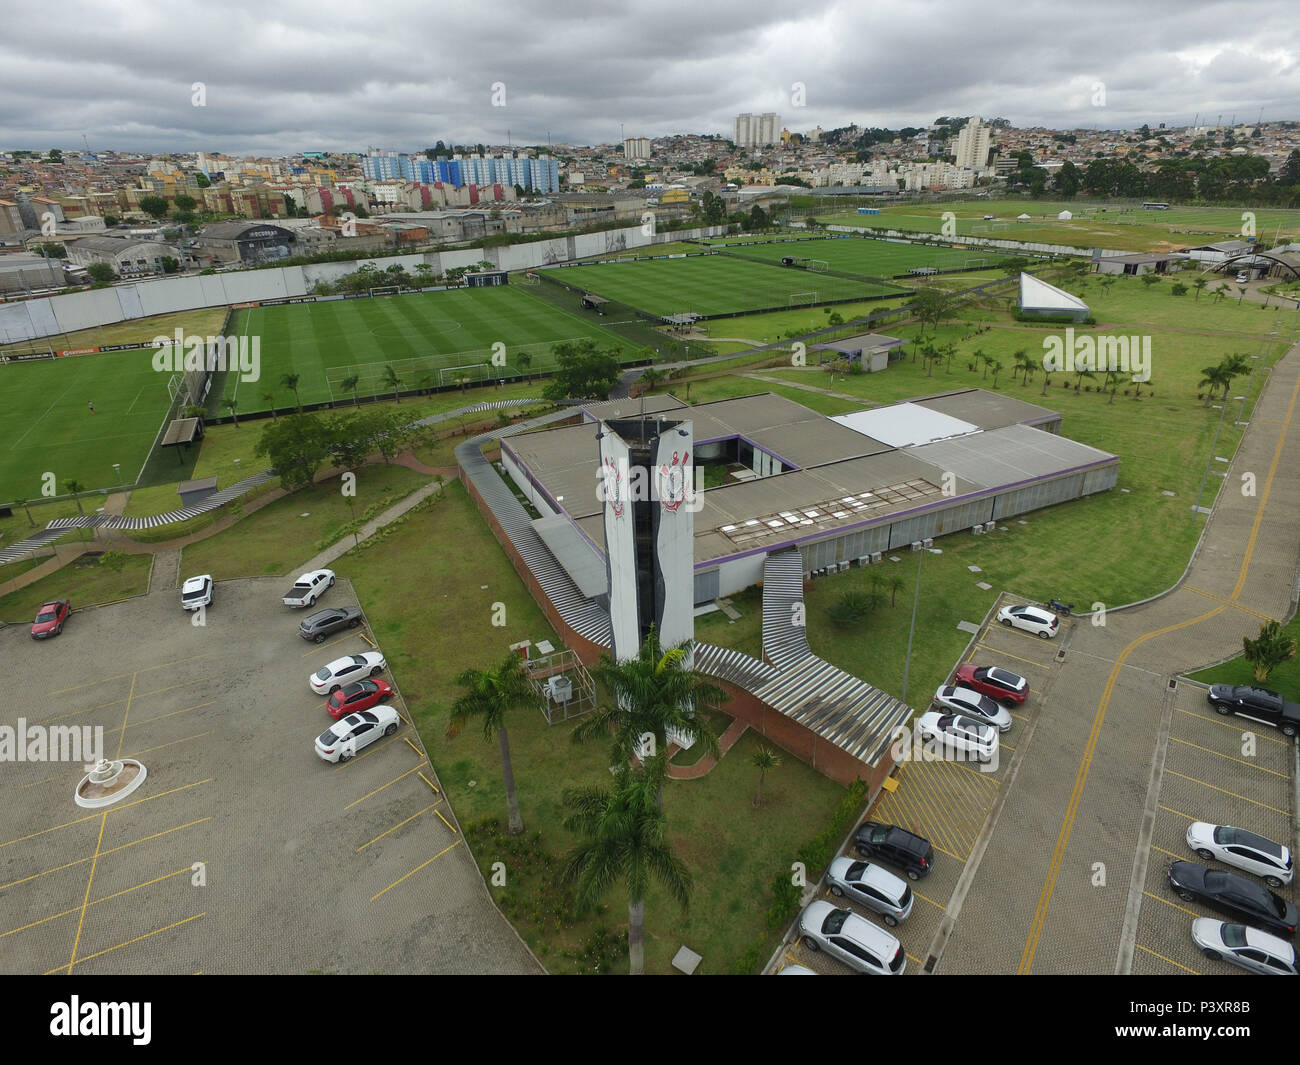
[
  {"x1": 1220, "y1": 353, "x2": 1252, "y2": 398},
  {"x1": 1103, "y1": 368, "x2": 1121, "y2": 403},
  {"x1": 1192, "y1": 277, "x2": 1208, "y2": 302},
  {"x1": 972, "y1": 348, "x2": 988, "y2": 379},
  {"x1": 888, "y1": 574, "x2": 906, "y2": 607},
  {"x1": 382, "y1": 364, "x2": 401, "y2": 403},
  {"x1": 752, "y1": 746, "x2": 781, "y2": 807},
  {"x1": 341, "y1": 374, "x2": 361, "y2": 407},
  {"x1": 1212, "y1": 283, "x2": 1228, "y2": 304},
  {"x1": 1011, "y1": 349, "x2": 1031, "y2": 383},
  {"x1": 639, "y1": 366, "x2": 663, "y2": 391},
  {"x1": 280, "y1": 372, "x2": 302, "y2": 411},
  {"x1": 572, "y1": 628, "x2": 726, "y2": 801},
  {"x1": 989, "y1": 359, "x2": 1004, "y2": 388},
  {"x1": 447, "y1": 653, "x2": 539, "y2": 835},
  {"x1": 941, "y1": 341, "x2": 957, "y2": 374},
  {"x1": 1040, "y1": 365, "x2": 1054, "y2": 396},
  {"x1": 517, "y1": 352, "x2": 533, "y2": 382},
  {"x1": 1073, "y1": 365, "x2": 1095, "y2": 392},
  {"x1": 1242, "y1": 620, "x2": 1297, "y2": 683},
  {"x1": 1198, "y1": 365, "x2": 1228, "y2": 406},
  {"x1": 62, "y1": 478, "x2": 85, "y2": 516},
  {"x1": 561, "y1": 758, "x2": 691, "y2": 975},
  {"x1": 261, "y1": 390, "x2": 278, "y2": 419}
]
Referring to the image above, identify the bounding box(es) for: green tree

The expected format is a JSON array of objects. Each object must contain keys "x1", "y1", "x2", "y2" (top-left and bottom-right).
[
  {"x1": 381, "y1": 363, "x2": 402, "y2": 403},
  {"x1": 516, "y1": 351, "x2": 533, "y2": 382},
  {"x1": 97, "y1": 549, "x2": 128, "y2": 586},
  {"x1": 280, "y1": 372, "x2": 303, "y2": 411},
  {"x1": 989, "y1": 359, "x2": 1005, "y2": 388},
  {"x1": 159, "y1": 256, "x2": 180, "y2": 274},
  {"x1": 47, "y1": 148, "x2": 64, "y2": 163},
  {"x1": 447, "y1": 653, "x2": 539, "y2": 835},
  {"x1": 751, "y1": 746, "x2": 781, "y2": 807},
  {"x1": 324, "y1": 411, "x2": 372, "y2": 469},
  {"x1": 261, "y1": 390, "x2": 278, "y2": 419},
  {"x1": 86, "y1": 261, "x2": 115, "y2": 286},
  {"x1": 561, "y1": 757, "x2": 691, "y2": 975},
  {"x1": 1198, "y1": 364, "x2": 1229, "y2": 405},
  {"x1": 340, "y1": 374, "x2": 361, "y2": 407},
  {"x1": 62, "y1": 479, "x2": 86, "y2": 516},
  {"x1": 254, "y1": 413, "x2": 331, "y2": 490},
  {"x1": 1241, "y1": 620, "x2": 1297, "y2": 683},
  {"x1": 138, "y1": 194, "x2": 169, "y2": 219},
  {"x1": 911, "y1": 287, "x2": 957, "y2": 337},
  {"x1": 173, "y1": 194, "x2": 197, "y2": 212},
  {"x1": 543, "y1": 339, "x2": 622, "y2": 401}
]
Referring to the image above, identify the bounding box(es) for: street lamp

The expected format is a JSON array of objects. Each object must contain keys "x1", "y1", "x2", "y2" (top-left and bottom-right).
[{"x1": 900, "y1": 547, "x2": 939, "y2": 706}]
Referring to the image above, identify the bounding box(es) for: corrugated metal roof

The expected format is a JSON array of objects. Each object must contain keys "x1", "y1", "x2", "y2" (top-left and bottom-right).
[{"x1": 904, "y1": 423, "x2": 1117, "y2": 485}]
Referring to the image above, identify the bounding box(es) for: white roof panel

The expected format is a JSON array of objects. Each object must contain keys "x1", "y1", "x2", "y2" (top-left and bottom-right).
[
  {"x1": 831, "y1": 403, "x2": 980, "y2": 448},
  {"x1": 1018, "y1": 272, "x2": 1090, "y2": 312}
]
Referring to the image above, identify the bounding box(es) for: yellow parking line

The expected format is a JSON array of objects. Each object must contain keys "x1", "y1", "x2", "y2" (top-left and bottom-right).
[
  {"x1": 356, "y1": 801, "x2": 442, "y2": 852},
  {"x1": 1183, "y1": 586, "x2": 1277, "y2": 622},
  {"x1": 331, "y1": 735, "x2": 401, "y2": 769},
  {"x1": 1163, "y1": 769, "x2": 1290, "y2": 815},
  {"x1": 1143, "y1": 890, "x2": 1202, "y2": 919},
  {"x1": 418, "y1": 772, "x2": 439, "y2": 794},
  {"x1": 371, "y1": 839, "x2": 462, "y2": 902},
  {"x1": 301, "y1": 633, "x2": 366, "y2": 658},
  {"x1": 1158, "y1": 803, "x2": 1200, "y2": 822},
  {"x1": 17, "y1": 775, "x2": 55, "y2": 791},
  {"x1": 344, "y1": 764, "x2": 426, "y2": 810},
  {"x1": 1150, "y1": 843, "x2": 1183, "y2": 860},
  {"x1": 64, "y1": 811, "x2": 108, "y2": 974},
  {"x1": 134, "y1": 674, "x2": 221, "y2": 700},
  {"x1": 125, "y1": 730, "x2": 213, "y2": 759},
  {"x1": 1169, "y1": 736, "x2": 1289, "y2": 778},
  {"x1": 0, "y1": 865, "x2": 197, "y2": 941},
  {"x1": 436, "y1": 810, "x2": 458, "y2": 834},
  {"x1": 911, "y1": 889, "x2": 945, "y2": 910},
  {"x1": 403, "y1": 737, "x2": 422, "y2": 756},
  {"x1": 50, "y1": 913, "x2": 205, "y2": 973},
  {"x1": 906, "y1": 952, "x2": 923, "y2": 966},
  {"x1": 125, "y1": 700, "x2": 216, "y2": 730},
  {"x1": 1174, "y1": 707, "x2": 1291, "y2": 743},
  {"x1": 359, "y1": 632, "x2": 376, "y2": 649},
  {"x1": 1136, "y1": 942, "x2": 1202, "y2": 975},
  {"x1": 0, "y1": 779, "x2": 212, "y2": 851},
  {"x1": 47, "y1": 650, "x2": 221, "y2": 695},
  {"x1": 974, "y1": 646, "x2": 1053, "y2": 670},
  {"x1": 0, "y1": 818, "x2": 211, "y2": 892},
  {"x1": 35, "y1": 697, "x2": 126, "y2": 726}
]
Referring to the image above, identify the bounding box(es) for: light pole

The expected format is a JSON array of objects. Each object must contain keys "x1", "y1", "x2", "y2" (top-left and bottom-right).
[
  {"x1": 112, "y1": 463, "x2": 121, "y2": 486},
  {"x1": 900, "y1": 548, "x2": 930, "y2": 707}
]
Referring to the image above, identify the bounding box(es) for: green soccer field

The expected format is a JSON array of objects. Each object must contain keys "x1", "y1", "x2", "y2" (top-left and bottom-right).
[
  {"x1": 712, "y1": 236, "x2": 1012, "y2": 277},
  {"x1": 550, "y1": 255, "x2": 900, "y2": 317},
  {"x1": 223, "y1": 286, "x2": 637, "y2": 412},
  {"x1": 0, "y1": 349, "x2": 174, "y2": 502}
]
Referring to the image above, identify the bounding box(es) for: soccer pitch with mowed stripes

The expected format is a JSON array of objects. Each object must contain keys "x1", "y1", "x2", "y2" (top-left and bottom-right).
[
  {"x1": 548, "y1": 254, "x2": 901, "y2": 317},
  {"x1": 223, "y1": 285, "x2": 636, "y2": 412},
  {"x1": 714, "y1": 236, "x2": 1012, "y2": 276},
  {"x1": 0, "y1": 348, "x2": 173, "y2": 502}
]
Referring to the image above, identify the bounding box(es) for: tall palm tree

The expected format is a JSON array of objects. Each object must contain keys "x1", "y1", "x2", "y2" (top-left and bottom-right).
[
  {"x1": 561, "y1": 757, "x2": 691, "y2": 975},
  {"x1": 752, "y1": 746, "x2": 781, "y2": 807},
  {"x1": 62, "y1": 478, "x2": 85, "y2": 516},
  {"x1": 1192, "y1": 277, "x2": 1208, "y2": 302},
  {"x1": 517, "y1": 352, "x2": 533, "y2": 382},
  {"x1": 1103, "y1": 368, "x2": 1121, "y2": 403},
  {"x1": 447, "y1": 653, "x2": 539, "y2": 835},
  {"x1": 280, "y1": 372, "x2": 302, "y2": 411},
  {"x1": 573, "y1": 628, "x2": 725, "y2": 798},
  {"x1": 1040, "y1": 365, "x2": 1054, "y2": 396},
  {"x1": 1220, "y1": 353, "x2": 1252, "y2": 398},
  {"x1": 382, "y1": 364, "x2": 401, "y2": 403},
  {"x1": 222, "y1": 397, "x2": 239, "y2": 426},
  {"x1": 1198, "y1": 365, "x2": 1228, "y2": 406},
  {"x1": 341, "y1": 374, "x2": 361, "y2": 407},
  {"x1": 989, "y1": 359, "x2": 1004, "y2": 388},
  {"x1": 639, "y1": 366, "x2": 663, "y2": 392},
  {"x1": 261, "y1": 390, "x2": 278, "y2": 419},
  {"x1": 1073, "y1": 365, "x2": 1095, "y2": 392}
]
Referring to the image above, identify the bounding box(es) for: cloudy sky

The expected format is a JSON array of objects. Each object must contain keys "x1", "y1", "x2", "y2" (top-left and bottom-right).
[{"x1": 2, "y1": 0, "x2": 1296, "y2": 155}]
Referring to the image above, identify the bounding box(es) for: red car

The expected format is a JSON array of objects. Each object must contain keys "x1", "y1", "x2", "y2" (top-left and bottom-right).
[
  {"x1": 31, "y1": 599, "x2": 71, "y2": 640},
  {"x1": 326, "y1": 679, "x2": 394, "y2": 720},
  {"x1": 953, "y1": 663, "x2": 1028, "y2": 707}
]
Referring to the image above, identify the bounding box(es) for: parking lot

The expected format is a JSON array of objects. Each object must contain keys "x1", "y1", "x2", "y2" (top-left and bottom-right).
[
  {"x1": 772, "y1": 594, "x2": 1068, "y2": 975},
  {"x1": 1, "y1": 576, "x2": 539, "y2": 974},
  {"x1": 1132, "y1": 683, "x2": 1297, "y2": 976}
]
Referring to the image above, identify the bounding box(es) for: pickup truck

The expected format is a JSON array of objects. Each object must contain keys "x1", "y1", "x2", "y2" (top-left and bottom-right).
[
  {"x1": 1207, "y1": 684, "x2": 1300, "y2": 738},
  {"x1": 283, "y1": 569, "x2": 335, "y2": 608}
]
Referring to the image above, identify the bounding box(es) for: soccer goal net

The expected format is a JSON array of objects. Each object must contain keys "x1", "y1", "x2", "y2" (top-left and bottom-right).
[
  {"x1": 368, "y1": 285, "x2": 403, "y2": 298},
  {"x1": 805, "y1": 259, "x2": 830, "y2": 273},
  {"x1": 787, "y1": 290, "x2": 819, "y2": 306}
]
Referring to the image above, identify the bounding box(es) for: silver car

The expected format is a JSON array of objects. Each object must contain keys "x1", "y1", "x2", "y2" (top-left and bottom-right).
[
  {"x1": 798, "y1": 901, "x2": 906, "y2": 975},
  {"x1": 933, "y1": 684, "x2": 1012, "y2": 732},
  {"x1": 826, "y1": 856, "x2": 913, "y2": 926},
  {"x1": 1191, "y1": 919, "x2": 1297, "y2": 975}
]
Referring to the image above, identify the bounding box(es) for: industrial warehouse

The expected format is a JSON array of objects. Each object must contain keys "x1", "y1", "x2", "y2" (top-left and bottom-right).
[{"x1": 500, "y1": 388, "x2": 1120, "y2": 606}]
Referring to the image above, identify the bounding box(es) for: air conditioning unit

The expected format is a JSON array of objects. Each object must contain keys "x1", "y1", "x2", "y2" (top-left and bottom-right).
[
  {"x1": 838, "y1": 560, "x2": 850, "y2": 573},
  {"x1": 546, "y1": 675, "x2": 573, "y2": 704},
  {"x1": 984, "y1": 520, "x2": 996, "y2": 532},
  {"x1": 922, "y1": 537, "x2": 934, "y2": 549},
  {"x1": 972, "y1": 525, "x2": 984, "y2": 535},
  {"x1": 870, "y1": 551, "x2": 883, "y2": 563},
  {"x1": 910, "y1": 541, "x2": 923, "y2": 551},
  {"x1": 856, "y1": 555, "x2": 870, "y2": 567}
]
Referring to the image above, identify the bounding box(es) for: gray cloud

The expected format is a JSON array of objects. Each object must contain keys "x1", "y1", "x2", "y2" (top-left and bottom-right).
[{"x1": 1, "y1": 0, "x2": 1295, "y2": 154}]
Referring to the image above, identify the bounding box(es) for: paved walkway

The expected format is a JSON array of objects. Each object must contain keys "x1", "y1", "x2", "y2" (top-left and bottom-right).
[
  {"x1": 665, "y1": 717, "x2": 750, "y2": 780},
  {"x1": 741, "y1": 372, "x2": 865, "y2": 402},
  {"x1": 295, "y1": 477, "x2": 447, "y2": 574},
  {"x1": 932, "y1": 333, "x2": 1300, "y2": 975}
]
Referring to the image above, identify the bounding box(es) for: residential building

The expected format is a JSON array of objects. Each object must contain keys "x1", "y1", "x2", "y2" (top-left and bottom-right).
[
  {"x1": 954, "y1": 117, "x2": 991, "y2": 170},
  {"x1": 735, "y1": 112, "x2": 781, "y2": 148},
  {"x1": 623, "y1": 137, "x2": 651, "y2": 161}
]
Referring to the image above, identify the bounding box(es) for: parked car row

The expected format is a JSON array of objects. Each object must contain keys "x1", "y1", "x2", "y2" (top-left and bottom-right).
[{"x1": 307, "y1": 650, "x2": 397, "y2": 761}]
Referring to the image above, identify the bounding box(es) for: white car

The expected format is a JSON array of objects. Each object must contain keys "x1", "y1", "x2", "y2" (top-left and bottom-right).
[
  {"x1": 181, "y1": 574, "x2": 213, "y2": 611},
  {"x1": 917, "y1": 711, "x2": 998, "y2": 763},
  {"x1": 1186, "y1": 822, "x2": 1293, "y2": 887},
  {"x1": 1191, "y1": 919, "x2": 1297, "y2": 975},
  {"x1": 933, "y1": 685, "x2": 1012, "y2": 732},
  {"x1": 826, "y1": 856, "x2": 913, "y2": 926},
  {"x1": 996, "y1": 604, "x2": 1059, "y2": 639},
  {"x1": 310, "y1": 651, "x2": 387, "y2": 695},
  {"x1": 1235, "y1": 272, "x2": 1249, "y2": 284},
  {"x1": 798, "y1": 901, "x2": 905, "y2": 975},
  {"x1": 315, "y1": 705, "x2": 400, "y2": 763}
]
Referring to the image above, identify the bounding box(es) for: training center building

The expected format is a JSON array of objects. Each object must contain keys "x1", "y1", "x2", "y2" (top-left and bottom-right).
[{"x1": 501, "y1": 388, "x2": 1119, "y2": 607}]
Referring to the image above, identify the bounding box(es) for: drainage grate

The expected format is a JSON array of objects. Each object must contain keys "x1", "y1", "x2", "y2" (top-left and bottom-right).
[
  {"x1": 1055, "y1": 649, "x2": 1066, "y2": 662},
  {"x1": 924, "y1": 955, "x2": 938, "y2": 973},
  {"x1": 1168, "y1": 678, "x2": 1177, "y2": 691}
]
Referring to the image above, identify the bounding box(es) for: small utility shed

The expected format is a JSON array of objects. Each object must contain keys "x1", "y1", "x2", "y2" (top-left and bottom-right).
[
  {"x1": 177, "y1": 476, "x2": 219, "y2": 508},
  {"x1": 810, "y1": 332, "x2": 905, "y2": 371},
  {"x1": 159, "y1": 417, "x2": 205, "y2": 464}
]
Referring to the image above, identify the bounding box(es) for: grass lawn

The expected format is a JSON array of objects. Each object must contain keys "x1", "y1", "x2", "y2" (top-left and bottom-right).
[
  {"x1": 223, "y1": 286, "x2": 635, "y2": 413},
  {"x1": 1185, "y1": 614, "x2": 1300, "y2": 700},
  {"x1": 0, "y1": 346, "x2": 175, "y2": 501},
  {"x1": 0, "y1": 552, "x2": 152, "y2": 623},
  {"x1": 552, "y1": 255, "x2": 899, "y2": 317},
  {"x1": 716, "y1": 235, "x2": 1012, "y2": 277},
  {"x1": 178, "y1": 463, "x2": 430, "y2": 578},
  {"x1": 684, "y1": 296, "x2": 910, "y2": 346},
  {"x1": 327, "y1": 479, "x2": 849, "y2": 973},
  {"x1": 814, "y1": 199, "x2": 1300, "y2": 254},
  {"x1": 0, "y1": 306, "x2": 229, "y2": 358}
]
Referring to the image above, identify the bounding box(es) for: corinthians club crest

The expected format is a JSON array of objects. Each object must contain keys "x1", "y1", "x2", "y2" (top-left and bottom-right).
[
  {"x1": 602, "y1": 456, "x2": 625, "y2": 518},
  {"x1": 657, "y1": 450, "x2": 690, "y2": 513}
]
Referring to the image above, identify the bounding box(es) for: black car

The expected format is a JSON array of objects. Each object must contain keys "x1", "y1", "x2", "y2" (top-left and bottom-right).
[
  {"x1": 1207, "y1": 685, "x2": 1300, "y2": 738},
  {"x1": 853, "y1": 821, "x2": 934, "y2": 880},
  {"x1": 298, "y1": 606, "x2": 364, "y2": 643},
  {"x1": 1167, "y1": 861, "x2": 1298, "y2": 938}
]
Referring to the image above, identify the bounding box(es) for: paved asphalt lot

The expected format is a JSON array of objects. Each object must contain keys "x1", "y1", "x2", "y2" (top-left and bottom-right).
[{"x1": 0, "y1": 573, "x2": 540, "y2": 975}]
